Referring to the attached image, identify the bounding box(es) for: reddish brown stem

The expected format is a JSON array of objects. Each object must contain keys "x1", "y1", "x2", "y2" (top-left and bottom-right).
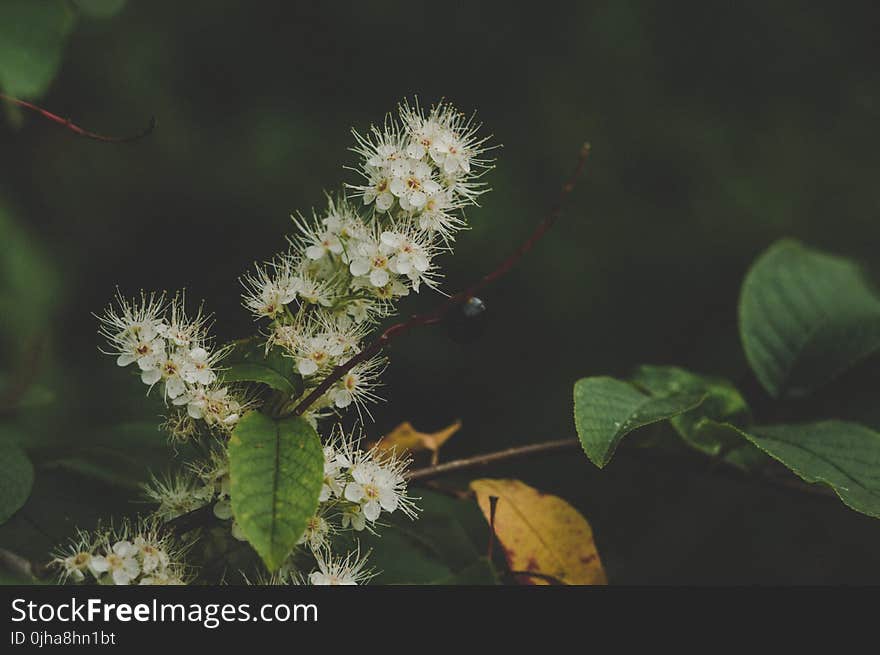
[
  {"x1": 0, "y1": 93, "x2": 156, "y2": 143},
  {"x1": 291, "y1": 142, "x2": 592, "y2": 416}
]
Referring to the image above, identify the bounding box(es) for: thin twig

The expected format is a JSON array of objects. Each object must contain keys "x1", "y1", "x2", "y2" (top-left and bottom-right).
[
  {"x1": 291, "y1": 143, "x2": 592, "y2": 416},
  {"x1": 406, "y1": 439, "x2": 579, "y2": 481},
  {"x1": 0, "y1": 93, "x2": 157, "y2": 143}
]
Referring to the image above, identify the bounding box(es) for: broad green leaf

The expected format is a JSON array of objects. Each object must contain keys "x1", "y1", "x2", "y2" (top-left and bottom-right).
[
  {"x1": 0, "y1": 0, "x2": 75, "y2": 98},
  {"x1": 228, "y1": 412, "x2": 323, "y2": 571},
  {"x1": 0, "y1": 443, "x2": 34, "y2": 525},
  {"x1": 223, "y1": 340, "x2": 303, "y2": 397},
  {"x1": 632, "y1": 365, "x2": 750, "y2": 455},
  {"x1": 705, "y1": 420, "x2": 880, "y2": 518},
  {"x1": 739, "y1": 239, "x2": 880, "y2": 398},
  {"x1": 573, "y1": 376, "x2": 704, "y2": 468}
]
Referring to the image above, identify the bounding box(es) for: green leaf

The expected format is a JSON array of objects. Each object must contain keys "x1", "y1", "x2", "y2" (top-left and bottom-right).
[
  {"x1": 0, "y1": 442, "x2": 34, "y2": 525},
  {"x1": 706, "y1": 420, "x2": 880, "y2": 518},
  {"x1": 739, "y1": 239, "x2": 880, "y2": 398},
  {"x1": 573, "y1": 376, "x2": 704, "y2": 468},
  {"x1": 0, "y1": 0, "x2": 75, "y2": 99},
  {"x1": 228, "y1": 412, "x2": 323, "y2": 571},
  {"x1": 223, "y1": 340, "x2": 303, "y2": 396},
  {"x1": 632, "y1": 365, "x2": 750, "y2": 455}
]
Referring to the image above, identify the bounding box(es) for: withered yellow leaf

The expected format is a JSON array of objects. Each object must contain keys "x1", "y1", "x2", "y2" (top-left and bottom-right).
[
  {"x1": 374, "y1": 420, "x2": 462, "y2": 462},
  {"x1": 470, "y1": 478, "x2": 607, "y2": 585}
]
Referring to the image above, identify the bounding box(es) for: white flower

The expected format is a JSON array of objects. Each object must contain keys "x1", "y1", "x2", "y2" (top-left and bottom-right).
[
  {"x1": 89, "y1": 540, "x2": 140, "y2": 585},
  {"x1": 308, "y1": 547, "x2": 373, "y2": 586},
  {"x1": 354, "y1": 275, "x2": 409, "y2": 301},
  {"x1": 133, "y1": 536, "x2": 169, "y2": 574},
  {"x1": 350, "y1": 121, "x2": 407, "y2": 212},
  {"x1": 418, "y1": 189, "x2": 465, "y2": 240},
  {"x1": 400, "y1": 100, "x2": 491, "y2": 181},
  {"x1": 389, "y1": 158, "x2": 441, "y2": 211},
  {"x1": 322, "y1": 196, "x2": 368, "y2": 242},
  {"x1": 178, "y1": 385, "x2": 241, "y2": 428},
  {"x1": 344, "y1": 297, "x2": 381, "y2": 324},
  {"x1": 293, "y1": 268, "x2": 335, "y2": 307},
  {"x1": 297, "y1": 514, "x2": 332, "y2": 552},
  {"x1": 181, "y1": 345, "x2": 220, "y2": 386},
  {"x1": 97, "y1": 291, "x2": 168, "y2": 369},
  {"x1": 349, "y1": 232, "x2": 395, "y2": 288},
  {"x1": 58, "y1": 551, "x2": 92, "y2": 583},
  {"x1": 240, "y1": 259, "x2": 300, "y2": 319},
  {"x1": 381, "y1": 229, "x2": 436, "y2": 292},
  {"x1": 344, "y1": 447, "x2": 415, "y2": 523},
  {"x1": 158, "y1": 294, "x2": 209, "y2": 348},
  {"x1": 54, "y1": 519, "x2": 188, "y2": 586},
  {"x1": 326, "y1": 354, "x2": 385, "y2": 417},
  {"x1": 143, "y1": 349, "x2": 189, "y2": 399},
  {"x1": 295, "y1": 334, "x2": 344, "y2": 376}
]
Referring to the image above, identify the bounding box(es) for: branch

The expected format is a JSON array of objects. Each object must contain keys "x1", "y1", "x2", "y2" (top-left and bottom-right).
[
  {"x1": 291, "y1": 142, "x2": 592, "y2": 416},
  {"x1": 0, "y1": 93, "x2": 157, "y2": 143},
  {"x1": 404, "y1": 438, "x2": 837, "y2": 501},
  {"x1": 406, "y1": 439, "x2": 578, "y2": 481}
]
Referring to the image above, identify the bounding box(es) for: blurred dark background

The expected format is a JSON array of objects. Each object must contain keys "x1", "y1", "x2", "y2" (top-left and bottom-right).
[{"x1": 2, "y1": 0, "x2": 880, "y2": 583}]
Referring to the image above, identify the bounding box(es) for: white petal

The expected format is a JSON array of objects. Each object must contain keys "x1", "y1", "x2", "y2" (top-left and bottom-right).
[
  {"x1": 379, "y1": 488, "x2": 399, "y2": 512},
  {"x1": 389, "y1": 177, "x2": 406, "y2": 197},
  {"x1": 189, "y1": 347, "x2": 208, "y2": 362},
  {"x1": 381, "y1": 231, "x2": 401, "y2": 247},
  {"x1": 344, "y1": 482, "x2": 364, "y2": 503},
  {"x1": 332, "y1": 390, "x2": 353, "y2": 408},
  {"x1": 113, "y1": 541, "x2": 134, "y2": 556},
  {"x1": 349, "y1": 258, "x2": 370, "y2": 277},
  {"x1": 376, "y1": 192, "x2": 394, "y2": 211},
  {"x1": 112, "y1": 569, "x2": 132, "y2": 585},
  {"x1": 89, "y1": 556, "x2": 109, "y2": 574},
  {"x1": 297, "y1": 358, "x2": 319, "y2": 376},
  {"x1": 409, "y1": 190, "x2": 427, "y2": 208},
  {"x1": 370, "y1": 268, "x2": 390, "y2": 287},
  {"x1": 363, "y1": 500, "x2": 381, "y2": 522}
]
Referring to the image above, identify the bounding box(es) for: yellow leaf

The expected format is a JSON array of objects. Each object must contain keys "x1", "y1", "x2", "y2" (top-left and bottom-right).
[
  {"x1": 470, "y1": 478, "x2": 607, "y2": 585},
  {"x1": 373, "y1": 420, "x2": 462, "y2": 464}
]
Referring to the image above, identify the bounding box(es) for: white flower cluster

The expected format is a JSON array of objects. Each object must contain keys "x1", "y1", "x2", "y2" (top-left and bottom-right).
[
  {"x1": 98, "y1": 292, "x2": 242, "y2": 432},
  {"x1": 52, "y1": 522, "x2": 187, "y2": 585},
  {"x1": 78, "y1": 101, "x2": 491, "y2": 585},
  {"x1": 284, "y1": 430, "x2": 416, "y2": 562},
  {"x1": 240, "y1": 101, "x2": 492, "y2": 422},
  {"x1": 350, "y1": 101, "x2": 491, "y2": 240}
]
